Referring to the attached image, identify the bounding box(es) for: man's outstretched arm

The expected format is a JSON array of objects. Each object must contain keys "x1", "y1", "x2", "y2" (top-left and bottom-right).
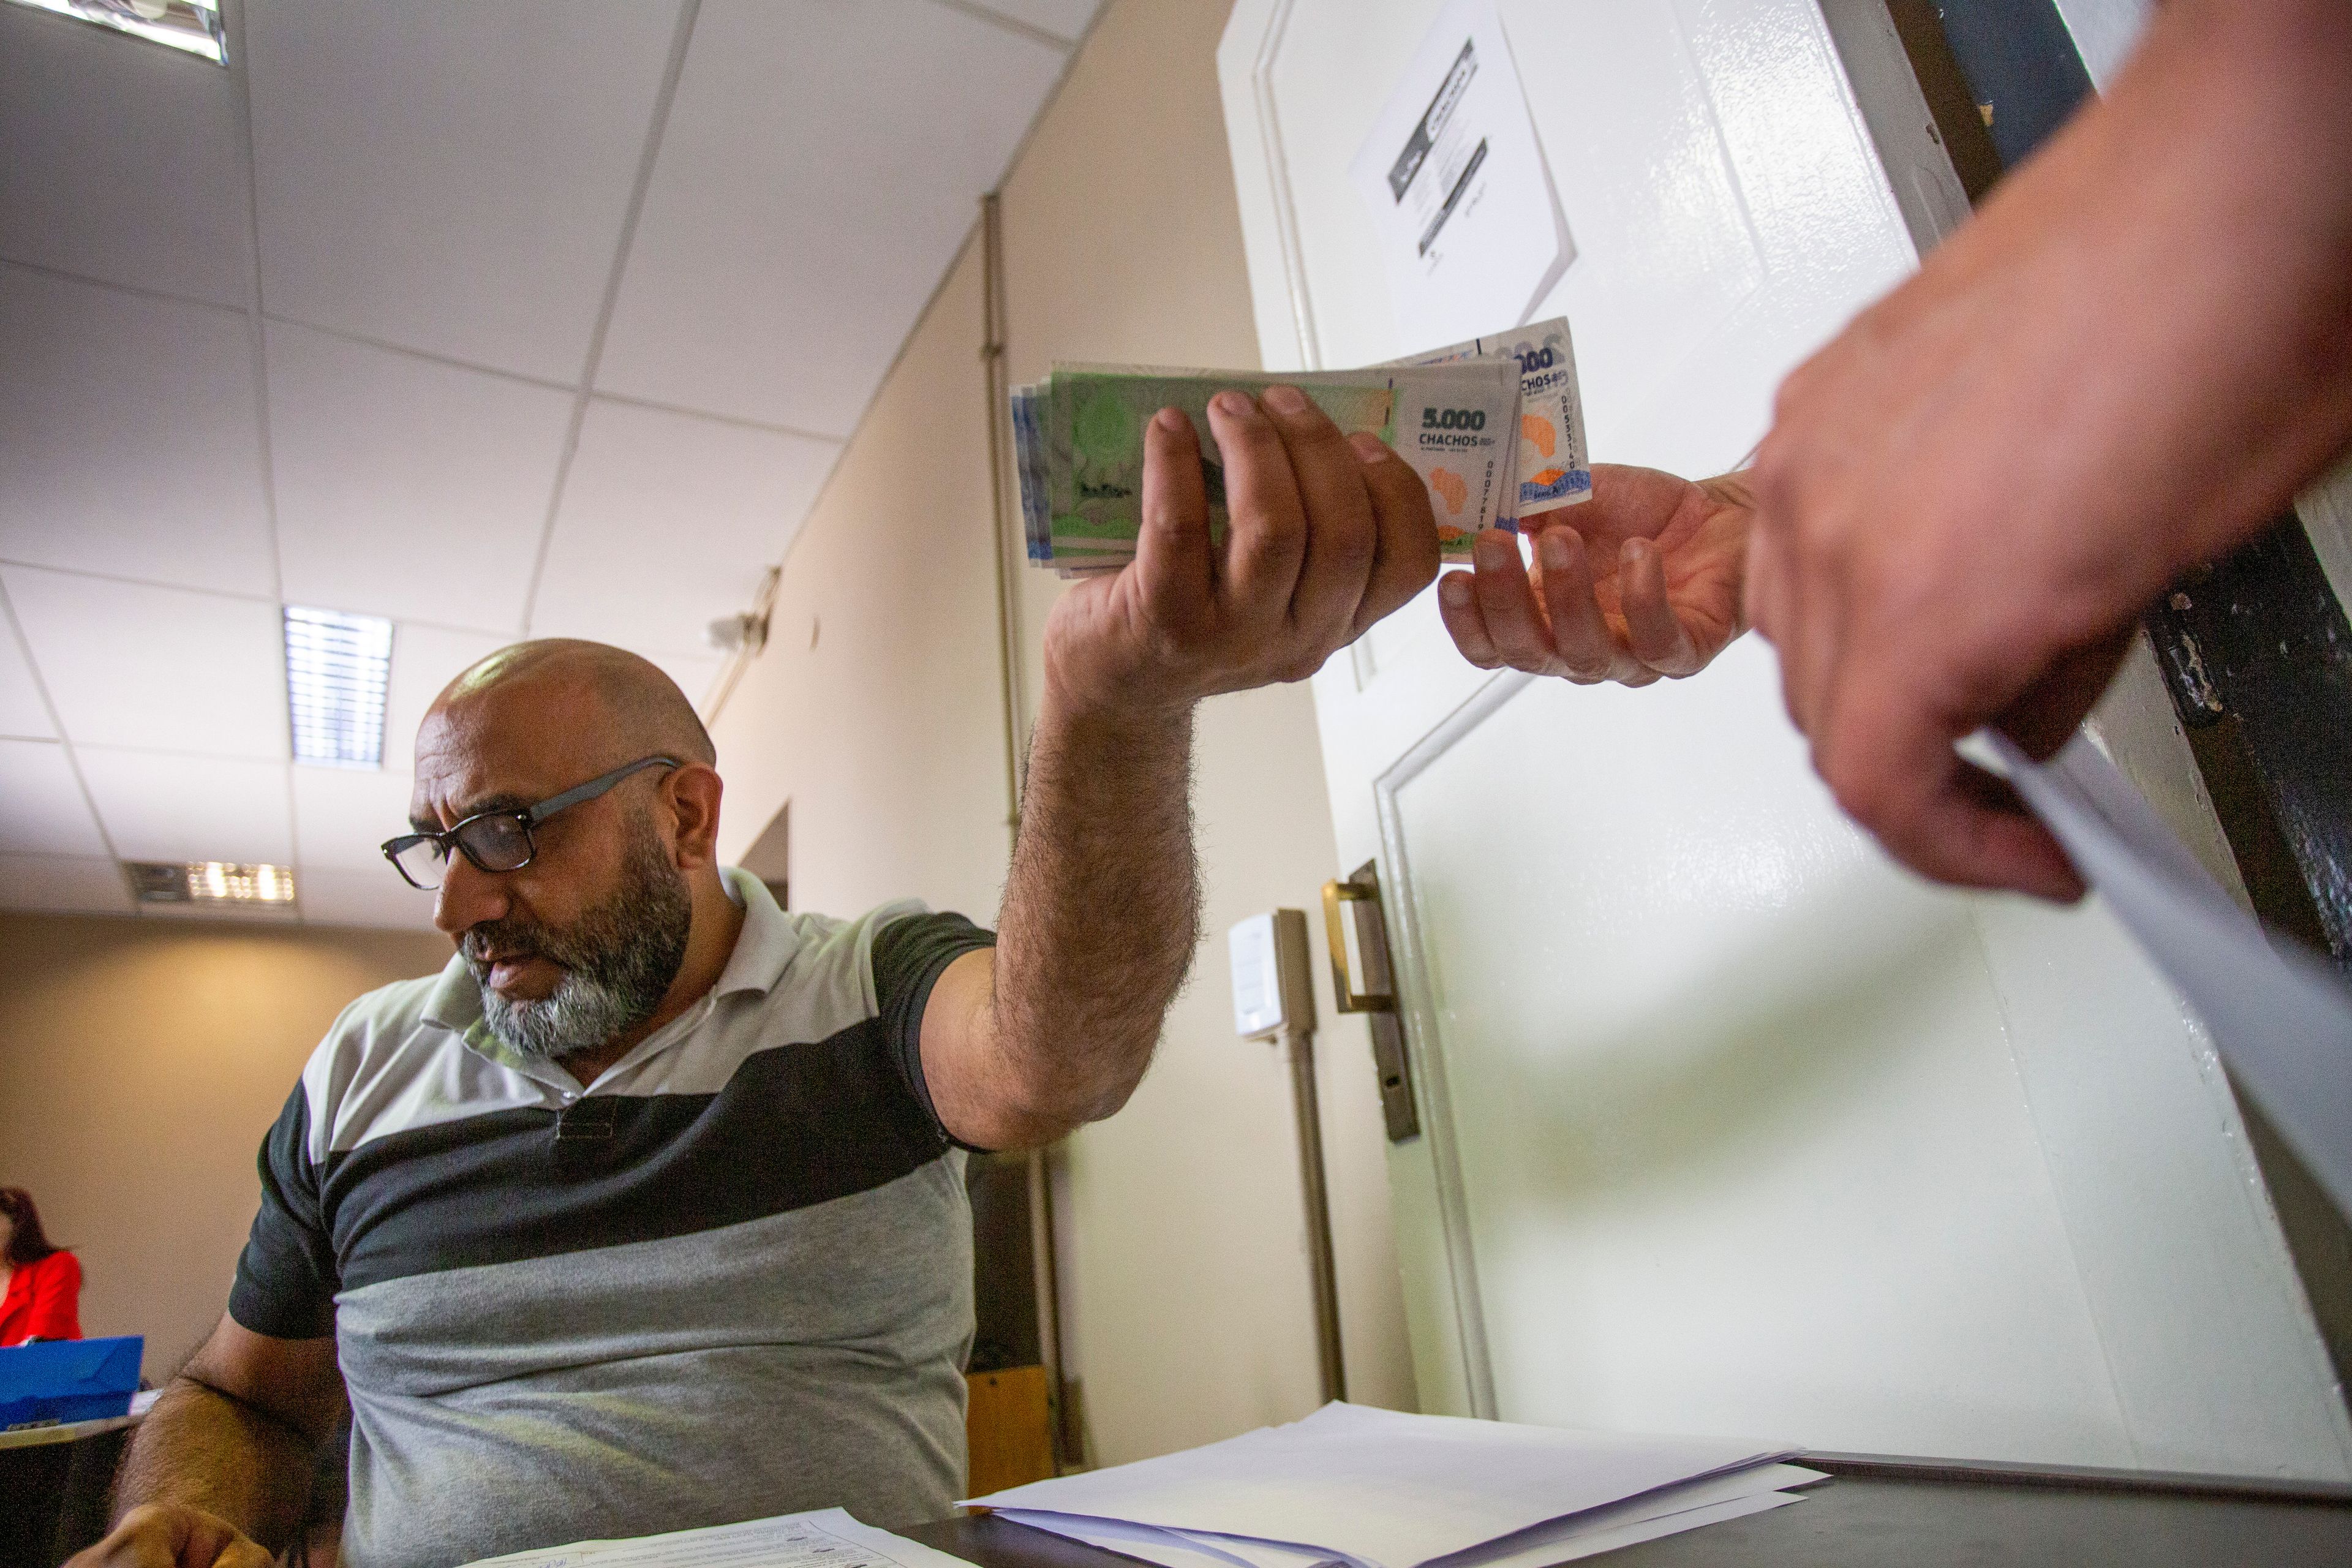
[
  {"x1": 922, "y1": 388, "x2": 1441, "y2": 1151},
  {"x1": 70, "y1": 1316, "x2": 342, "y2": 1568}
]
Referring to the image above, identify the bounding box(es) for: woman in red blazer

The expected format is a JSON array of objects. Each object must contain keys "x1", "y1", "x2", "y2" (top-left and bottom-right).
[{"x1": 0, "y1": 1186, "x2": 82, "y2": 1345}]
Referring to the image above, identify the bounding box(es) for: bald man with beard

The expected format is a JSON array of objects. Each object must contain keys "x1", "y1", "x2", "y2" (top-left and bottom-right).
[{"x1": 76, "y1": 391, "x2": 1442, "y2": 1568}]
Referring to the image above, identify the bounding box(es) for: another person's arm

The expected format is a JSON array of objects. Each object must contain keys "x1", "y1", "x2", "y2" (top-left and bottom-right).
[
  {"x1": 1744, "y1": 0, "x2": 2352, "y2": 899},
  {"x1": 1435, "y1": 464, "x2": 1753, "y2": 685},
  {"x1": 70, "y1": 1317, "x2": 344, "y2": 1567},
  {"x1": 1440, "y1": 0, "x2": 2352, "y2": 901},
  {"x1": 921, "y1": 390, "x2": 1441, "y2": 1150}
]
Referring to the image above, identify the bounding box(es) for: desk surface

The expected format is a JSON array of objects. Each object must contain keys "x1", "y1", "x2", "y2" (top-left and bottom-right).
[
  {"x1": 902, "y1": 1454, "x2": 2352, "y2": 1568},
  {"x1": 0, "y1": 1411, "x2": 140, "y2": 1452}
]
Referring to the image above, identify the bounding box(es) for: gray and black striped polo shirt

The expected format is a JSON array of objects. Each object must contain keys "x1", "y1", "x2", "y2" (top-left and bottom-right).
[{"x1": 228, "y1": 870, "x2": 995, "y2": 1568}]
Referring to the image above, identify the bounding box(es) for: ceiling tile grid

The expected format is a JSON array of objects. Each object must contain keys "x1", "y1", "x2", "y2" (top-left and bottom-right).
[
  {"x1": 956, "y1": 0, "x2": 1102, "y2": 45},
  {"x1": 75, "y1": 748, "x2": 295, "y2": 866},
  {"x1": 0, "y1": 737, "x2": 107, "y2": 857},
  {"x1": 292, "y1": 764, "x2": 417, "y2": 872},
  {"x1": 0, "y1": 264, "x2": 276, "y2": 596},
  {"x1": 266, "y1": 322, "x2": 573, "y2": 633},
  {"x1": 382, "y1": 625, "x2": 515, "y2": 761},
  {"x1": 0, "y1": 853, "x2": 135, "y2": 916},
  {"x1": 0, "y1": 0, "x2": 1091, "y2": 928},
  {"x1": 4, "y1": 567, "x2": 288, "y2": 758},
  {"x1": 0, "y1": 612, "x2": 56, "y2": 739},
  {"x1": 296, "y1": 865, "x2": 439, "y2": 932},
  {"x1": 243, "y1": 0, "x2": 685, "y2": 383},
  {"x1": 0, "y1": 2, "x2": 255, "y2": 309},
  {"x1": 595, "y1": 0, "x2": 1067, "y2": 434},
  {"x1": 528, "y1": 397, "x2": 837, "y2": 660}
]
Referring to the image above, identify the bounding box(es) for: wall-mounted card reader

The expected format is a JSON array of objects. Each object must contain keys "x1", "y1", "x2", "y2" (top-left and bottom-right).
[{"x1": 1229, "y1": 909, "x2": 1317, "y2": 1041}]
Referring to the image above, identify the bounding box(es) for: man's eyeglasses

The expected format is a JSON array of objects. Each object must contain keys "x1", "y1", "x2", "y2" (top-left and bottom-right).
[{"x1": 381, "y1": 755, "x2": 680, "y2": 892}]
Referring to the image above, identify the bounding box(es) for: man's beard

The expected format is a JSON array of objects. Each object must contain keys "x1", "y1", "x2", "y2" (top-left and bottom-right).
[{"x1": 463, "y1": 815, "x2": 693, "y2": 1061}]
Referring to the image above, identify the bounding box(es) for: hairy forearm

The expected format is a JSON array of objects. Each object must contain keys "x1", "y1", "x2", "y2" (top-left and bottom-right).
[
  {"x1": 989, "y1": 684, "x2": 1200, "y2": 1143},
  {"x1": 2029, "y1": 0, "x2": 2352, "y2": 596},
  {"x1": 111, "y1": 1375, "x2": 318, "y2": 1550}
]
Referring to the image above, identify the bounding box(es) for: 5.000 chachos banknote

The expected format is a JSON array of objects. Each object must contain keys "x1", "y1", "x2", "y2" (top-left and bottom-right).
[
  {"x1": 1013, "y1": 317, "x2": 1588, "y2": 576},
  {"x1": 1393, "y1": 316, "x2": 1591, "y2": 520}
]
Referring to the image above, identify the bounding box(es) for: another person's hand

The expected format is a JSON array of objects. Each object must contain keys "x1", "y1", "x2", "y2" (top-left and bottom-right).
[
  {"x1": 1042, "y1": 388, "x2": 1440, "y2": 713},
  {"x1": 1744, "y1": 0, "x2": 2352, "y2": 902},
  {"x1": 1436, "y1": 464, "x2": 1752, "y2": 685},
  {"x1": 67, "y1": 1504, "x2": 274, "y2": 1568}
]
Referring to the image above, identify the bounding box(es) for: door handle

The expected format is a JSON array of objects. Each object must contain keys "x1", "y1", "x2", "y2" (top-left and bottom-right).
[
  {"x1": 1321, "y1": 861, "x2": 1420, "y2": 1142},
  {"x1": 1322, "y1": 875, "x2": 1395, "y2": 1014}
]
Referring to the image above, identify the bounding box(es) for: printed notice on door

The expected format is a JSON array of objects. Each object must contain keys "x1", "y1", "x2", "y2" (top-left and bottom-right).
[{"x1": 1349, "y1": 0, "x2": 1571, "y2": 351}]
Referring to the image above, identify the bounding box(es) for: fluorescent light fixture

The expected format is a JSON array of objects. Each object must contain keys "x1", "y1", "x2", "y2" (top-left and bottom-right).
[
  {"x1": 127, "y1": 861, "x2": 297, "y2": 905},
  {"x1": 6, "y1": 0, "x2": 227, "y2": 64},
  {"x1": 285, "y1": 607, "x2": 394, "y2": 769}
]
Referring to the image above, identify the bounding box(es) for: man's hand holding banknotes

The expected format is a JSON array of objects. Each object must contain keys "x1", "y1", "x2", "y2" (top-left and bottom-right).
[{"x1": 1044, "y1": 388, "x2": 1441, "y2": 717}]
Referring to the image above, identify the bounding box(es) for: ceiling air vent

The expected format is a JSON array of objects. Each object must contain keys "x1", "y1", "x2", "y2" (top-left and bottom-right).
[
  {"x1": 127, "y1": 861, "x2": 297, "y2": 906},
  {"x1": 6, "y1": 0, "x2": 227, "y2": 64}
]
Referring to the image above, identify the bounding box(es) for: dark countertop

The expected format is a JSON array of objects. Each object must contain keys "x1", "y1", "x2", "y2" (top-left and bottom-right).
[{"x1": 902, "y1": 1453, "x2": 2352, "y2": 1568}]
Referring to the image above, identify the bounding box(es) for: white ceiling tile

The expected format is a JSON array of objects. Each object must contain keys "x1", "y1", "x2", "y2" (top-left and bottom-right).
[
  {"x1": 0, "y1": 853, "x2": 133, "y2": 915},
  {"x1": 0, "y1": 265, "x2": 274, "y2": 595},
  {"x1": 296, "y1": 864, "x2": 442, "y2": 932},
  {"x1": 4, "y1": 567, "x2": 287, "y2": 758},
  {"x1": 244, "y1": 0, "x2": 684, "y2": 382},
  {"x1": 0, "y1": 603, "x2": 56, "y2": 739},
  {"x1": 595, "y1": 0, "x2": 1064, "y2": 433},
  {"x1": 145, "y1": 897, "x2": 301, "y2": 924},
  {"x1": 0, "y1": 738, "x2": 107, "y2": 856},
  {"x1": 293, "y1": 765, "x2": 416, "y2": 872},
  {"x1": 78, "y1": 748, "x2": 294, "y2": 864},
  {"x1": 529, "y1": 399, "x2": 834, "y2": 657},
  {"x1": 957, "y1": 0, "x2": 1101, "y2": 44},
  {"x1": 0, "y1": 3, "x2": 254, "y2": 309},
  {"x1": 384, "y1": 624, "x2": 511, "y2": 766},
  {"x1": 268, "y1": 323, "x2": 570, "y2": 631},
  {"x1": 646, "y1": 652, "x2": 723, "y2": 714}
]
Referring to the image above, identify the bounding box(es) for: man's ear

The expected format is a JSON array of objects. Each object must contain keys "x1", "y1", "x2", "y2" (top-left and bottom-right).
[{"x1": 665, "y1": 765, "x2": 725, "y2": 869}]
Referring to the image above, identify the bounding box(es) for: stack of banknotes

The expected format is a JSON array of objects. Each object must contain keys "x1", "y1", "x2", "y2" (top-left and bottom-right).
[{"x1": 1013, "y1": 318, "x2": 1591, "y2": 578}]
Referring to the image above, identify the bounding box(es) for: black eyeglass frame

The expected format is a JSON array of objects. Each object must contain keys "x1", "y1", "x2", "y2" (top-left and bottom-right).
[{"x1": 380, "y1": 754, "x2": 682, "y2": 891}]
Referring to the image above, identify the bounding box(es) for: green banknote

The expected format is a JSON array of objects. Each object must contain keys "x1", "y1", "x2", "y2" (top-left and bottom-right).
[{"x1": 1019, "y1": 359, "x2": 1520, "y2": 575}]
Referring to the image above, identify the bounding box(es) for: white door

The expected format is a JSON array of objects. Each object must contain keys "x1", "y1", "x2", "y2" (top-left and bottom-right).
[{"x1": 1218, "y1": 0, "x2": 2352, "y2": 1479}]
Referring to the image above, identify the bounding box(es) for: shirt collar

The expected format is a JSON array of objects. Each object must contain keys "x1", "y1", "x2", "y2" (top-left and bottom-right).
[
  {"x1": 423, "y1": 865, "x2": 799, "y2": 1055},
  {"x1": 710, "y1": 865, "x2": 799, "y2": 998}
]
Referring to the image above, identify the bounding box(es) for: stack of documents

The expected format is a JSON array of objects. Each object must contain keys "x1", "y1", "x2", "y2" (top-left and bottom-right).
[
  {"x1": 1014, "y1": 320, "x2": 1591, "y2": 578},
  {"x1": 466, "y1": 1507, "x2": 974, "y2": 1568},
  {"x1": 965, "y1": 1402, "x2": 1823, "y2": 1567}
]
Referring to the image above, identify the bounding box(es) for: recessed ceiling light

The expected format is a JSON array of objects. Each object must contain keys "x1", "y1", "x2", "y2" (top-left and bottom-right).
[
  {"x1": 6, "y1": 0, "x2": 228, "y2": 65},
  {"x1": 285, "y1": 607, "x2": 394, "y2": 769},
  {"x1": 127, "y1": 861, "x2": 297, "y2": 906}
]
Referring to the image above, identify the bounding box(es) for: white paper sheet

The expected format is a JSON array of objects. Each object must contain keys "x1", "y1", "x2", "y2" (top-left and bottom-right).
[
  {"x1": 1349, "y1": 0, "x2": 1571, "y2": 348},
  {"x1": 461, "y1": 1507, "x2": 972, "y2": 1568},
  {"x1": 1499, "y1": 1492, "x2": 1800, "y2": 1564},
  {"x1": 999, "y1": 1463, "x2": 1823, "y2": 1568},
  {"x1": 995, "y1": 1514, "x2": 1345, "y2": 1568},
  {"x1": 1427, "y1": 1466, "x2": 1822, "y2": 1568},
  {"x1": 1987, "y1": 731, "x2": 2352, "y2": 1218},
  {"x1": 965, "y1": 1403, "x2": 1794, "y2": 1568}
]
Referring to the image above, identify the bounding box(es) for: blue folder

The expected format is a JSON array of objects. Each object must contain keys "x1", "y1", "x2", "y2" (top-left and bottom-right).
[{"x1": 0, "y1": 1335, "x2": 143, "y2": 1430}]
